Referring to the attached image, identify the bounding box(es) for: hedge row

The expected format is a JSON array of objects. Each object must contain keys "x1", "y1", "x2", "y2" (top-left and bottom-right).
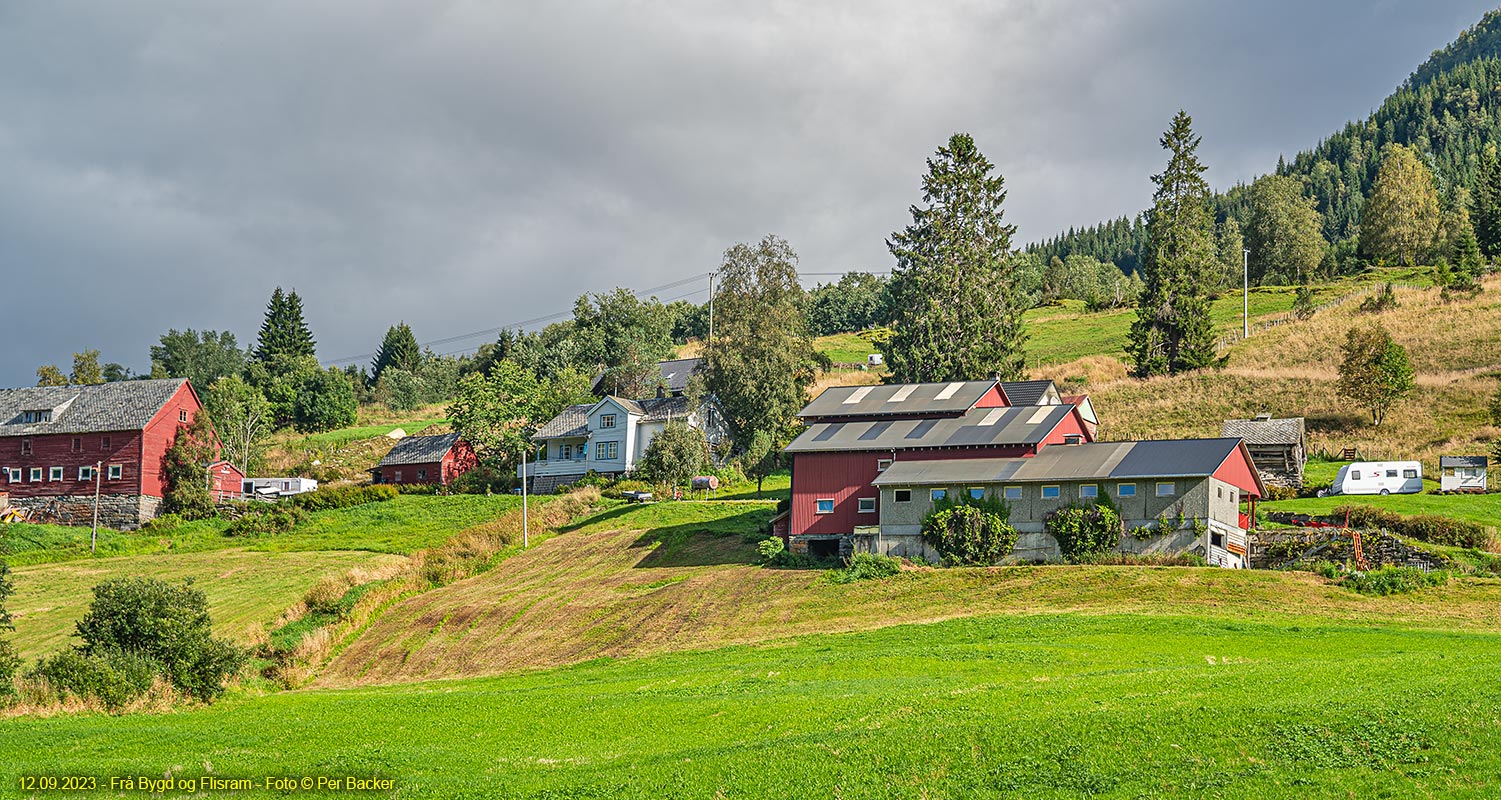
[
  {"x1": 287, "y1": 484, "x2": 398, "y2": 512},
  {"x1": 1335, "y1": 505, "x2": 1491, "y2": 549}
]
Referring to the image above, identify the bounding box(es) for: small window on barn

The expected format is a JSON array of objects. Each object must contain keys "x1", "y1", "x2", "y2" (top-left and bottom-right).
[
  {"x1": 1063, "y1": 434, "x2": 1083, "y2": 445},
  {"x1": 601, "y1": 414, "x2": 616, "y2": 429},
  {"x1": 393, "y1": 471, "x2": 402, "y2": 483},
  {"x1": 930, "y1": 489, "x2": 947, "y2": 502},
  {"x1": 1211, "y1": 531, "x2": 1225, "y2": 549},
  {"x1": 1003, "y1": 486, "x2": 1022, "y2": 500},
  {"x1": 968, "y1": 487, "x2": 985, "y2": 500},
  {"x1": 5, "y1": 468, "x2": 19, "y2": 483},
  {"x1": 876, "y1": 458, "x2": 892, "y2": 472},
  {"x1": 49, "y1": 466, "x2": 63, "y2": 482},
  {"x1": 417, "y1": 469, "x2": 427, "y2": 481},
  {"x1": 894, "y1": 489, "x2": 911, "y2": 503},
  {"x1": 179, "y1": 409, "x2": 188, "y2": 423},
  {"x1": 20, "y1": 439, "x2": 31, "y2": 456},
  {"x1": 1041, "y1": 485, "x2": 1060, "y2": 499},
  {"x1": 1118, "y1": 483, "x2": 1136, "y2": 497},
  {"x1": 1402, "y1": 469, "x2": 1418, "y2": 479},
  {"x1": 71, "y1": 437, "x2": 81, "y2": 452},
  {"x1": 29, "y1": 467, "x2": 43, "y2": 482},
  {"x1": 101, "y1": 435, "x2": 111, "y2": 450},
  {"x1": 109, "y1": 465, "x2": 123, "y2": 480},
  {"x1": 1155, "y1": 482, "x2": 1175, "y2": 497},
  {"x1": 78, "y1": 466, "x2": 96, "y2": 481},
  {"x1": 1080, "y1": 484, "x2": 1098, "y2": 498},
  {"x1": 815, "y1": 499, "x2": 835, "y2": 514},
  {"x1": 857, "y1": 497, "x2": 876, "y2": 514}
]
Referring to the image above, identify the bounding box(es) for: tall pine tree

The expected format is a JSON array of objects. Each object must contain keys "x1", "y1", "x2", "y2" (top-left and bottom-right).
[
  {"x1": 253, "y1": 287, "x2": 317, "y2": 363},
  {"x1": 1128, "y1": 111, "x2": 1220, "y2": 377},
  {"x1": 883, "y1": 133, "x2": 1027, "y2": 382},
  {"x1": 371, "y1": 322, "x2": 422, "y2": 383},
  {"x1": 1472, "y1": 143, "x2": 1501, "y2": 258}
]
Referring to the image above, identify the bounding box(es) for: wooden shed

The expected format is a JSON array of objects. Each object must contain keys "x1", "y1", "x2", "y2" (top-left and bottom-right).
[
  {"x1": 1439, "y1": 455, "x2": 1488, "y2": 492},
  {"x1": 1220, "y1": 414, "x2": 1307, "y2": 489}
]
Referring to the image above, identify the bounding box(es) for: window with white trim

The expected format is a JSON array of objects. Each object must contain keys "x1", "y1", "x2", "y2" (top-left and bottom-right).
[
  {"x1": 894, "y1": 489, "x2": 911, "y2": 502},
  {"x1": 1041, "y1": 485, "x2": 1061, "y2": 499},
  {"x1": 393, "y1": 470, "x2": 402, "y2": 482},
  {"x1": 857, "y1": 497, "x2": 876, "y2": 514},
  {"x1": 5, "y1": 468, "x2": 19, "y2": 483},
  {"x1": 876, "y1": 458, "x2": 892, "y2": 472},
  {"x1": 29, "y1": 467, "x2": 42, "y2": 482},
  {"x1": 1080, "y1": 484, "x2": 1098, "y2": 498},
  {"x1": 49, "y1": 466, "x2": 63, "y2": 482},
  {"x1": 108, "y1": 464, "x2": 123, "y2": 480},
  {"x1": 815, "y1": 499, "x2": 835, "y2": 514},
  {"x1": 1118, "y1": 483, "x2": 1136, "y2": 497},
  {"x1": 1155, "y1": 481, "x2": 1175, "y2": 497},
  {"x1": 78, "y1": 466, "x2": 96, "y2": 481},
  {"x1": 179, "y1": 409, "x2": 189, "y2": 423},
  {"x1": 1003, "y1": 486, "x2": 1022, "y2": 500}
]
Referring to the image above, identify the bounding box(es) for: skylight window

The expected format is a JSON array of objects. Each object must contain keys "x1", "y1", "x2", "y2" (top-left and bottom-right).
[
  {"x1": 934, "y1": 382, "x2": 964, "y2": 400},
  {"x1": 843, "y1": 386, "x2": 874, "y2": 405},
  {"x1": 888, "y1": 385, "x2": 916, "y2": 403},
  {"x1": 977, "y1": 408, "x2": 1007, "y2": 427},
  {"x1": 1026, "y1": 407, "x2": 1051, "y2": 424}
]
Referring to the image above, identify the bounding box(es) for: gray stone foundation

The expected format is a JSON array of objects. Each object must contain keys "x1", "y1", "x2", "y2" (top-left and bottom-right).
[{"x1": 6, "y1": 494, "x2": 161, "y2": 529}]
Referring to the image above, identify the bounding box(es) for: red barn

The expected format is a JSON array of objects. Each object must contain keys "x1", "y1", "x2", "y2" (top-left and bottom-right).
[
  {"x1": 0, "y1": 378, "x2": 211, "y2": 527},
  {"x1": 371, "y1": 432, "x2": 477, "y2": 486},
  {"x1": 207, "y1": 460, "x2": 246, "y2": 502}
]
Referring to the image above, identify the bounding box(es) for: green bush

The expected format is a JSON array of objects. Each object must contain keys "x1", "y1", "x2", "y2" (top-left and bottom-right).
[
  {"x1": 1045, "y1": 503, "x2": 1124, "y2": 562},
  {"x1": 1340, "y1": 566, "x2": 1449, "y2": 596},
  {"x1": 28, "y1": 649, "x2": 158, "y2": 709},
  {"x1": 1334, "y1": 505, "x2": 1402, "y2": 530},
  {"x1": 1070, "y1": 552, "x2": 1207, "y2": 567},
  {"x1": 602, "y1": 479, "x2": 654, "y2": 500},
  {"x1": 826, "y1": 553, "x2": 902, "y2": 584},
  {"x1": 74, "y1": 577, "x2": 247, "y2": 701},
  {"x1": 287, "y1": 484, "x2": 398, "y2": 512},
  {"x1": 922, "y1": 503, "x2": 1019, "y2": 566},
  {"x1": 755, "y1": 536, "x2": 786, "y2": 562},
  {"x1": 1334, "y1": 506, "x2": 1489, "y2": 549},
  {"x1": 0, "y1": 562, "x2": 16, "y2": 699},
  {"x1": 141, "y1": 513, "x2": 188, "y2": 532},
  {"x1": 227, "y1": 505, "x2": 308, "y2": 536}
]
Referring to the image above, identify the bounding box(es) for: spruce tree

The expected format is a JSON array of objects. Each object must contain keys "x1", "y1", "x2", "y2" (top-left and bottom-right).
[
  {"x1": 371, "y1": 322, "x2": 422, "y2": 383},
  {"x1": 883, "y1": 133, "x2": 1027, "y2": 383},
  {"x1": 253, "y1": 287, "x2": 317, "y2": 363},
  {"x1": 1128, "y1": 112, "x2": 1221, "y2": 377},
  {"x1": 1473, "y1": 143, "x2": 1501, "y2": 258}
]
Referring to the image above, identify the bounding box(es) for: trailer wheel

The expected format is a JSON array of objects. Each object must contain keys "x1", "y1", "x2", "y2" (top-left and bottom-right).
[{"x1": 1379, "y1": 489, "x2": 1390, "y2": 496}]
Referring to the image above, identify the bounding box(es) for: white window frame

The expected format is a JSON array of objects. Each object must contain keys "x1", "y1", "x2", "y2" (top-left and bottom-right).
[
  {"x1": 561, "y1": 443, "x2": 573, "y2": 460},
  {"x1": 1118, "y1": 483, "x2": 1137, "y2": 497},
  {"x1": 1155, "y1": 481, "x2": 1175, "y2": 497},
  {"x1": 29, "y1": 467, "x2": 43, "y2": 482},
  {"x1": 78, "y1": 466, "x2": 96, "y2": 481},
  {"x1": 606, "y1": 442, "x2": 618, "y2": 459},
  {"x1": 600, "y1": 414, "x2": 616, "y2": 429},
  {"x1": 876, "y1": 458, "x2": 892, "y2": 472},
  {"x1": 1041, "y1": 485, "x2": 1061, "y2": 499},
  {"x1": 894, "y1": 489, "x2": 911, "y2": 503},
  {"x1": 930, "y1": 488, "x2": 947, "y2": 502},
  {"x1": 393, "y1": 470, "x2": 402, "y2": 482},
  {"x1": 49, "y1": 466, "x2": 63, "y2": 482},
  {"x1": 1080, "y1": 484, "x2": 1098, "y2": 498},
  {"x1": 1003, "y1": 486, "x2": 1022, "y2": 500},
  {"x1": 5, "y1": 468, "x2": 19, "y2": 483},
  {"x1": 857, "y1": 497, "x2": 876, "y2": 514},
  {"x1": 108, "y1": 464, "x2": 123, "y2": 480},
  {"x1": 815, "y1": 498, "x2": 835, "y2": 514}
]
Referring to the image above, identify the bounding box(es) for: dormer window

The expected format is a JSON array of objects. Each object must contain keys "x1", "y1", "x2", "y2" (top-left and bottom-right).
[
  {"x1": 20, "y1": 410, "x2": 51, "y2": 424},
  {"x1": 600, "y1": 414, "x2": 616, "y2": 429}
]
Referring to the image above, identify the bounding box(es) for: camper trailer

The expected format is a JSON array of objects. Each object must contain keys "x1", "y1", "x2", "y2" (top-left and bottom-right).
[
  {"x1": 241, "y1": 477, "x2": 319, "y2": 498},
  {"x1": 1320, "y1": 461, "x2": 1423, "y2": 496}
]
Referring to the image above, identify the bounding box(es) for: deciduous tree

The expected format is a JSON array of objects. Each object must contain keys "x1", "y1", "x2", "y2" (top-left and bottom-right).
[
  {"x1": 204, "y1": 375, "x2": 272, "y2": 475},
  {"x1": 572, "y1": 289, "x2": 675, "y2": 398},
  {"x1": 447, "y1": 361, "x2": 547, "y2": 471},
  {"x1": 1337, "y1": 323, "x2": 1415, "y2": 426},
  {"x1": 35, "y1": 364, "x2": 68, "y2": 386},
  {"x1": 638, "y1": 420, "x2": 709, "y2": 492},
  {"x1": 70, "y1": 350, "x2": 104, "y2": 385},
  {"x1": 1360, "y1": 144, "x2": 1440, "y2": 266},
  {"x1": 1243, "y1": 175, "x2": 1326, "y2": 285},
  {"x1": 151, "y1": 330, "x2": 246, "y2": 391}
]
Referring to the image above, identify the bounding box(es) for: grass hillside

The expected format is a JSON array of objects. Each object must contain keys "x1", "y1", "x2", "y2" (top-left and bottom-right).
[{"x1": 262, "y1": 403, "x2": 451, "y2": 483}]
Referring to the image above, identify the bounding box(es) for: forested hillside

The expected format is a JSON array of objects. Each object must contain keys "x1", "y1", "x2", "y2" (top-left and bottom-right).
[{"x1": 1032, "y1": 9, "x2": 1501, "y2": 275}]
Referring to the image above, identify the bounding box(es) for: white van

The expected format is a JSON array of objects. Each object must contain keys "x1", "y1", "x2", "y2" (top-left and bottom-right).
[{"x1": 1321, "y1": 461, "x2": 1423, "y2": 496}]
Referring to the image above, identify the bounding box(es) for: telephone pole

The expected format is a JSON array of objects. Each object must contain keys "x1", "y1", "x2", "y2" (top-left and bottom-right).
[
  {"x1": 90, "y1": 460, "x2": 102, "y2": 553},
  {"x1": 1242, "y1": 248, "x2": 1251, "y2": 339}
]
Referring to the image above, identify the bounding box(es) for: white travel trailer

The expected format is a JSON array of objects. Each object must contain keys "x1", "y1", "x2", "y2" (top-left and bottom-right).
[
  {"x1": 241, "y1": 477, "x2": 319, "y2": 498},
  {"x1": 1321, "y1": 461, "x2": 1423, "y2": 496}
]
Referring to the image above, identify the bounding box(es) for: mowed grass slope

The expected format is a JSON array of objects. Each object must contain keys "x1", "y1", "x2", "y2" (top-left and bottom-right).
[
  {"x1": 6, "y1": 613, "x2": 1501, "y2": 798},
  {"x1": 7, "y1": 549, "x2": 405, "y2": 661},
  {"x1": 322, "y1": 501, "x2": 1501, "y2": 687}
]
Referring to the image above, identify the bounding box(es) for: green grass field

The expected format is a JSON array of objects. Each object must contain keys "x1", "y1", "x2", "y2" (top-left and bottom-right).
[
  {"x1": 1259, "y1": 491, "x2": 1501, "y2": 530},
  {"x1": 280, "y1": 418, "x2": 449, "y2": 449},
  {"x1": 5, "y1": 611, "x2": 1500, "y2": 798},
  {"x1": 814, "y1": 331, "x2": 880, "y2": 364}
]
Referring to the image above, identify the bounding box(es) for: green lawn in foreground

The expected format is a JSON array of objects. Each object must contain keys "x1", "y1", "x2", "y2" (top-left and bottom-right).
[{"x1": 4, "y1": 612, "x2": 1499, "y2": 798}]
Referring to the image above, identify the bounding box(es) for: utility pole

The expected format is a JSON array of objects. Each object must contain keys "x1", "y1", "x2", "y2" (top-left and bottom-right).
[
  {"x1": 1243, "y1": 248, "x2": 1251, "y2": 339},
  {"x1": 520, "y1": 447, "x2": 529, "y2": 549},
  {"x1": 90, "y1": 460, "x2": 101, "y2": 553},
  {"x1": 706, "y1": 271, "x2": 714, "y2": 364}
]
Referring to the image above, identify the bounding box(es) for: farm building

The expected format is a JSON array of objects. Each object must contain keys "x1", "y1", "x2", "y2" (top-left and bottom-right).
[
  {"x1": 0, "y1": 378, "x2": 213, "y2": 527},
  {"x1": 1439, "y1": 455, "x2": 1488, "y2": 492},
  {"x1": 1220, "y1": 414, "x2": 1307, "y2": 488},
  {"x1": 371, "y1": 432, "x2": 478, "y2": 487},
  {"x1": 524, "y1": 394, "x2": 728, "y2": 494},
  {"x1": 207, "y1": 460, "x2": 246, "y2": 501},
  {"x1": 783, "y1": 379, "x2": 1094, "y2": 549},
  {"x1": 241, "y1": 477, "x2": 319, "y2": 497},
  {"x1": 591, "y1": 357, "x2": 702, "y2": 398},
  {"x1": 869, "y1": 438, "x2": 1264, "y2": 569}
]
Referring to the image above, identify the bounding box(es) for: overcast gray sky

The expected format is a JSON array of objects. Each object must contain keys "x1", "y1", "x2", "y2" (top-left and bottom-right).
[{"x1": 1, "y1": 0, "x2": 1494, "y2": 384}]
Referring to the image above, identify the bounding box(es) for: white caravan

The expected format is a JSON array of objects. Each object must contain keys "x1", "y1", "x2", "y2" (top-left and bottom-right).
[{"x1": 1322, "y1": 461, "x2": 1423, "y2": 496}]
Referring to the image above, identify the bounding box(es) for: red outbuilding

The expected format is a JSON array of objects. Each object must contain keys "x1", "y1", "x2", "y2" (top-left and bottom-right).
[{"x1": 370, "y1": 432, "x2": 477, "y2": 486}]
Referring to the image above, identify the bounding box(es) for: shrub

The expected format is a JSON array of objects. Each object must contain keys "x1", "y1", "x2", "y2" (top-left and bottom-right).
[
  {"x1": 1359, "y1": 282, "x2": 1398, "y2": 313},
  {"x1": 303, "y1": 575, "x2": 355, "y2": 617},
  {"x1": 0, "y1": 562, "x2": 16, "y2": 699},
  {"x1": 1397, "y1": 515, "x2": 1488, "y2": 549},
  {"x1": 755, "y1": 536, "x2": 786, "y2": 562},
  {"x1": 1340, "y1": 566, "x2": 1449, "y2": 596},
  {"x1": 1333, "y1": 505, "x2": 1402, "y2": 530},
  {"x1": 922, "y1": 503, "x2": 1019, "y2": 566},
  {"x1": 602, "y1": 479, "x2": 653, "y2": 500},
  {"x1": 766, "y1": 551, "x2": 836, "y2": 569},
  {"x1": 141, "y1": 513, "x2": 188, "y2": 532},
  {"x1": 74, "y1": 577, "x2": 247, "y2": 701},
  {"x1": 826, "y1": 552, "x2": 902, "y2": 584},
  {"x1": 1070, "y1": 552, "x2": 1207, "y2": 567},
  {"x1": 227, "y1": 505, "x2": 308, "y2": 536},
  {"x1": 1045, "y1": 503, "x2": 1124, "y2": 562},
  {"x1": 287, "y1": 484, "x2": 397, "y2": 512},
  {"x1": 1260, "y1": 485, "x2": 1300, "y2": 502},
  {"x1": 28, "y1": 649, "x2": 159, "y2": 709}
]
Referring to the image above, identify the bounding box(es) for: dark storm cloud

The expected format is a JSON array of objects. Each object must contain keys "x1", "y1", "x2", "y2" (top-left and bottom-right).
[{"x1": 0, "y1": 0, "x2": 1493, "y2": 382}]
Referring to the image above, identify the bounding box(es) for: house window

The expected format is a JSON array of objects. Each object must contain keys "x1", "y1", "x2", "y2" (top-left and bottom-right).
[
  {"x1": 1080, "y1": 484, "x2": 1098, "y2": 498},
  {"x1": 815, "y1": 499, "x2": 835, "y2": 514},
  {"x1": 1155, "y1": 482, "x2": 1175, "y2": 497},
  {"x1": 20, "y1": 439, "x2": 31, "y2": 456},
  {"x1": 108, "y1": 464, "x2": 123, "y2": 480},
  {"x1": 1211, "y1": 531, "x2": 1225, "y2": 549},
  {"x1": 1003, "y1": 486, "x2": 1022, "y2": 500},
  {"x1": 1041, "y1": 485, "x2": 1061, "y2": 499},
  {"x1": 1118, "y1": 483, "x2": 1137, "y2": 497},
  {"x1": 858, "y1": 497, "x2": 876, "y2": 514},
  {"x1": 49, "y1": 466, "x2": 63, "y2": 482},
  {"x1": 78, "y1": 466, "x2": 95, "y2": 481},
  {"x1": 417, "y1": 469, "x2": 427, "y2": 481},
  {"x1": 561, "y1": 444, "x2": 573, "y2": 460},
  {"x1": 877, "y1": 458, "x2": 892, "y2": 472},
  {"x1": 894, "y1": 489, "x2": 911, "y2": 503},
  {"x1": 596, "y1": 441, "x2": 618, "y2": 460},
  {"x1": 930, "y1": 489, "x2": 947, "y2": 502},
  {"x1": 601, "y1": 414, "x2": 616, "y2": 429},
  {"x1": 1402, "y1": 469, "x2": 1418, "y2": 479},
  {"x1": 29, "y1": 467, "x2": 42, "y2": 482},
  {"x1": 968, "y1": 487, "x2": 985, "y2": 500},
  {"x1": 394, "y1": 471, "x2": 403, "y2": 482},
  {"x1": 71, "y1": 437, "x2": 82, "y2": 452},
  {"x1": 179, "y1": 409, "x2": 189, "y2": 423},
  {"x1": 20, "y1": 410, "x2": 51, "y2": 424},
  {"x1": 5, "y1": 468, "x2": 19, "y2": 483},
  {"x1": 101, "y1": 436, "x2": 111, "y2": 450}
]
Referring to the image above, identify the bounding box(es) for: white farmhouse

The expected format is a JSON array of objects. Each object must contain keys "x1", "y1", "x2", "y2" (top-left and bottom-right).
[{"x1": 522, "y1": 395, "x2": 726, "y2": 494}]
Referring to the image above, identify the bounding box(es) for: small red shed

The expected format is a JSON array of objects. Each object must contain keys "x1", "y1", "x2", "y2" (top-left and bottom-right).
[
  {"x1": 206, "y1": 460, "x2": 246, "y2": 501},
  {"x1": 371, "y1": 432, "x2": 477, "y2": 486}
]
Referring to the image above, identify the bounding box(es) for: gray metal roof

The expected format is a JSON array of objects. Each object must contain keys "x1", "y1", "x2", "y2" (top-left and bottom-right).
[
  {"x1": 0, "y1": 379, "x2": 188, "y2": 437},
  {"x1": 377, "y1": 432, "x2": 463, "y2": 467},
  {"x1": 1440, "y1": 455, "x2": 1488, "y2": 468},
  {"x1": 1220, "y1": 417, "x2": 1305, "y2": 446},
  {"x1": 871, "y1": 438, "x2": 1248, "y2": 486},
  {"x1": 798, "y1": 380, "x2": 997, "y2": 419},
  {"x1": 998, "y1": 380, "x2": 1058, "y2": 406},
  {"x1": 785, "y1": 404, "x2": 1073, "y2": 454},
  {"x1": 657, "y1": 358, "x2": 701, "y2": 394},
  {"x1": 533, "y1": 404, "x2": 593, "y2": 440}
]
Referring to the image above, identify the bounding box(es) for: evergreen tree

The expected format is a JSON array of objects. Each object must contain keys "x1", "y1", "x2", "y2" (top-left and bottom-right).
[
  {"x1": 253, "y1": 287, "x2": 317, "y2": 363},
  {"x1": 883, "y1": 133, "x2": 1027, "y2": 382},
  {"x1": 1128, "y1": 111, "x2": 1221, "y2": 377},
  {"x1": 1451, "y1": 209, "x2": 1484, "y2": 279},
  {"x1": 370, "y1": 322, "x2": 422, "y2": 384},
  {"x1": 1359, "y1": 144, "x2": 1440, "y2": 266},
  {"x1": 1474, "y1": 143, "x2": 1501, "y2": 258}
]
